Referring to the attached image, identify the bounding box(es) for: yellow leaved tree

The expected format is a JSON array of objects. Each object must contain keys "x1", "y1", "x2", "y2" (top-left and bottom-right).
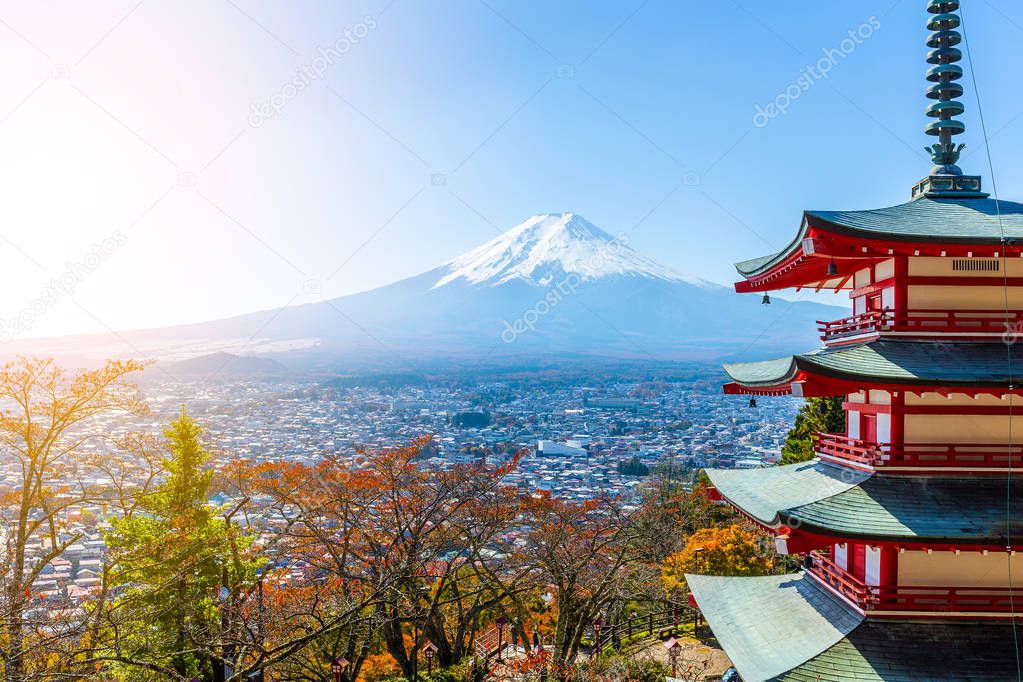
[
  {"x1": 661, "y1": 524, "x2": 773, "y2": 594},
  {"x1": 0, "y1": 356, "x2": 147, "y2": 682}
]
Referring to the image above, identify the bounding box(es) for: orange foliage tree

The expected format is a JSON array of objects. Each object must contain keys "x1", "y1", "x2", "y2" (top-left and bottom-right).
[
  {"x1": 221, "y1": 438, "x2": 529, "y2": 680},
  {"x1": 661, "y1": 524, "x2": 773, "y2": 595},
  {"x1": 522, "y1": 494, "x2": 640, "y2": 670}
]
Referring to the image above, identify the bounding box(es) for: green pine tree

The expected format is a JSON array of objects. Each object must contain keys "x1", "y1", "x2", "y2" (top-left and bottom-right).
[
  {"x1": 780, "y1": 396, "x2": 846, "y2": 465},
  {"x1": 102, "y1": 408, "x2": 260, "y2": 681}
]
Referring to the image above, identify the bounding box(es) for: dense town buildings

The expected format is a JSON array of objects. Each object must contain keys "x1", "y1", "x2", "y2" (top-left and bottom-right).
[{"x1": 3, "y1": 368, "x2": 797, "y2": 607}]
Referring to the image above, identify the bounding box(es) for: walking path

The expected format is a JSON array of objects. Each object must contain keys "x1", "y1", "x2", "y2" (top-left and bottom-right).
[
  {"x1": 483, "y1": 634, "x2": 731, "y2": 681},
  {"x1": 635, "y1": 634, "x2": 731, "y2": 681}
]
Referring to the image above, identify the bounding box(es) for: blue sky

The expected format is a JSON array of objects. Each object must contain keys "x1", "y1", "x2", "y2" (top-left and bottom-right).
[{"x1": 1, "y1": 0, "x2": 1022, "y2": 337}]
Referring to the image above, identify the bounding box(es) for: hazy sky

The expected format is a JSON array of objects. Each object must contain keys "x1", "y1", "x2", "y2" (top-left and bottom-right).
[{"x1": 1, "y1": 0, "x2": 1022, "y2": 339}]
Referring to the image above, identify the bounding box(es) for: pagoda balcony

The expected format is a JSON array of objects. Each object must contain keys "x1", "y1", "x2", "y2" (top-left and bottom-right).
[
  {"x1": 814, "y1": 432, "x2": 1023, "y2": 470},
  {"x1": 806, "y1": 553, "x2": 1023, "y2": 616},
  {"x1": 818, "y1": 309, "x2": 1023, "y2": 344},
  {"x1": 813, "y1": 433, "x2": 882, "y2": 468}
]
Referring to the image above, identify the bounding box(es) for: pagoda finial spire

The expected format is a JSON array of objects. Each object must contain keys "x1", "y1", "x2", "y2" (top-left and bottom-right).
[{"x1": 925, "y1": 0, "x2": 966, "y2": 175}]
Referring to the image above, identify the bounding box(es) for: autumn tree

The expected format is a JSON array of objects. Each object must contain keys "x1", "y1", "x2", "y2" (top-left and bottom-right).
[
  {"x1": 228, "y1": 452, "x2": 399, "y2": 681},
  {"x1": 0, "y1": 357, "x2": 147, "y2": 682},
  {"x1": 660, "y1": 524, "x2": 773, "y2": 595},
  {"x1": 523, "y1": 494, "x2": 640, "y2": 670},
  {"x1": 351, "y1": 443, "x2": 526, "y2": 678},
  {"x1": 412, "y1": 482, "x2": 534, "y2": 670},
  {"x1": 222, "y1": 441, "x2": 426, "y2": 681},
  {"x1": 224, "y1": 440, "x2": 532, "y2": 681},
  {"x1": 631, "y1": 474, "x2": 731, "y2": 567}
]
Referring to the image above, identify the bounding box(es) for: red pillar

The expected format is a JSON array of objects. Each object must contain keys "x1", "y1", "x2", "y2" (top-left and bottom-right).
[
  {"x1": 849, "y1": 543, "x2": 866, "y2": 582},
  {"x1": 879, "y1": 545, "x2": 899, "y2": 586},
  {"x1": 892, "y1": 256, "x2": 908, "y2": 313},
  {"x1": 890, "y1": 390, "x2": 905, "y2": 451}
]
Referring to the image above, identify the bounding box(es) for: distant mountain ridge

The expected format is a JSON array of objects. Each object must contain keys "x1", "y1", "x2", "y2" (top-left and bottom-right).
[
  {"x1": 9, "y1": 213, "x2": 849, "y2": 367},
  {"x1": 159, "y1": 352, "x2": 291, "y2": 381}
]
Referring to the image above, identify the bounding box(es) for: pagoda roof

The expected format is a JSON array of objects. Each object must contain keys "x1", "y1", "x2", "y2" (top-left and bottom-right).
[
  {"x1": 807, "y1": 196, "x2": 1023, "y2": 245},
  {"x1": 706, "y1": 460, "x2": 1023, "y2": 545},
  {"x1": 686, "y1": 573, "x2": 861, "y2": 682},
  {"x1": 734, "y1": 196, "x2": 1023, "y2": 291},
  {"x1": 689, "y1": 572, "x2": 1023, "y2": 682},
  {"x1": 706, "y1": 460, "x2": 869, "y2": 524},
  {"x1": 724, "y1": 339, "x2": 1023, "y2": 396}
]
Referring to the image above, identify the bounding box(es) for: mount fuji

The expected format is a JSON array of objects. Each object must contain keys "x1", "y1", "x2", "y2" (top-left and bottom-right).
[
  {"x1": 21, "y1": 213, "x2": 847, "y2": 368},
  {"x1": 432, "y1": 212, "x2": 701, "y2": 289}
]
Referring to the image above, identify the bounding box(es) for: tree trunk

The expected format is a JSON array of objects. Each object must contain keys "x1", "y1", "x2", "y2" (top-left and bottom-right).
[
  {"x1": 424, "y1": 617, "x2": 454, "y2": 667},
  {"x1": 6, "y1": 588, "x2": 24, "y2": 682},
  {"x1": 379, "y1": 605, "x2": 412, "y2": 678},
  {"x1": 6, "y1": 529, "x2": 28, "y2": 682}
]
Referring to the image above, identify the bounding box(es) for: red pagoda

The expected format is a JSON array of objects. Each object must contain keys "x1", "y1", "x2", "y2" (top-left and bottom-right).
[{"x1": 687, "y1": 2, "x2": 1023, "y2": 679}]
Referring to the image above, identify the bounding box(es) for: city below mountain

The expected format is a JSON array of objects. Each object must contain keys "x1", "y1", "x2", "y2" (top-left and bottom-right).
[{"x1": 18, "y1": 213, "x2": 846, "y2": 370}]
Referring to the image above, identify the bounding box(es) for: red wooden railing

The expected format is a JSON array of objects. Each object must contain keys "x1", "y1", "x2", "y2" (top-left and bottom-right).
[
  {"x1": 813, "y1": 433, "x2": 882, "y2": 467},
  {"x1": 806, "y1": 553, "x2": 871, "y2": 606},
  {"x1": 807, "y1": 553, "x2": 1023, "y2": 615},
  {"x1": 818, "y1": 309, "x2": 1023, "y2": 342},
  {"x1": 814, "y1": 432, "x2": 1023, "y2": 469},
  {"x1": 818, "y1": 310, "x2": 887, "y2": 340},
  {"x1": 871, "y1": 585, "x2": 1023, "y2": 613},
  {"x1": 886, "y1": 443, "x2": 1023, "y2": 468}
]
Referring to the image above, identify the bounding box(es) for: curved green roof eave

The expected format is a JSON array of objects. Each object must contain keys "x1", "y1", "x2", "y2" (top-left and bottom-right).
[
  {"x1": 734, "y1": 196, "x2": 1023, "y2": 280},
  {"x1": 689, "y1": 573, "x2": 1023, "y2": 681},
  {"x1": 705, "y1": 459, "x2": 1023, "y2": 544},
  {"x1": 724, "y1": 339, "x2": 1023, "y2": 390}
]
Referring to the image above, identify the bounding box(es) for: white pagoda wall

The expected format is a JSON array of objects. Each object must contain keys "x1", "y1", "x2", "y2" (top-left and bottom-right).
[
  {"x1": 908, "y1": 286, "x2": 1023, "y2": 310},
  {"x1": 907, "y1": 256, "x2": 1023, "y2": 311},
  {"x1": 851, "y1": 260, "x2": 894, "y2": 316},
  {"x1": 908, "y1": 257, "x2": 1023, "y2": 278},
  {"x1": 904, "y1": 414, "x2": 1023, "y2": 443},
  {"x1": 903, "y1": 392, "x2": 1022, "y2": 444},
  {"x1": 844, "y1": 391, "x2": 890, "y2": 442},
  {"x1": 898, "y1": 550, "x2": 1023, "y2": 588}
]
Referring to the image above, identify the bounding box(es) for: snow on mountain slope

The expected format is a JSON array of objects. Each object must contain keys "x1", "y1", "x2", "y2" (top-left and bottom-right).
[{"x1": 432, "y1": 212, "x2": 712, "y2": 289}]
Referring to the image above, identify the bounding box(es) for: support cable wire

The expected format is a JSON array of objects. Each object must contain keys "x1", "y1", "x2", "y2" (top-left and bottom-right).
[{"x1": 961, "y1": 5, "x2": 1021, "y2": 677}]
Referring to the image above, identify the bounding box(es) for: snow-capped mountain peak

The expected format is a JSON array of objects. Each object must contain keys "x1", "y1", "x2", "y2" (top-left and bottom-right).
[{"x1": 433, "y1": 212, "x2": 707, "y2": 289}]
